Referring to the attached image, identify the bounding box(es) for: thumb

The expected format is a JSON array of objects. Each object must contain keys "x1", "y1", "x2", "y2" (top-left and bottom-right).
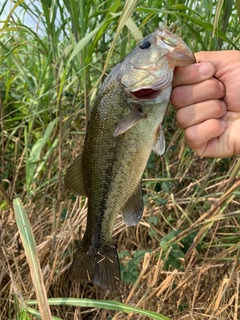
[{"x1": 172, "y1": 61, "x2": 215, "y2": 87}]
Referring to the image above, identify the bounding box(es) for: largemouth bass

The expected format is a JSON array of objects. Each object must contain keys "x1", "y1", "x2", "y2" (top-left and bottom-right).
[{"x1": 65, "y1": 26, "x2": 195, "y2": 291}]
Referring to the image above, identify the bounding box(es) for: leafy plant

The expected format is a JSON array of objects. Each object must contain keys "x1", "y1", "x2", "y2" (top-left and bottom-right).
[
  {"x1": 160, "y1": 230, "x2": 200, "y2": 270},
  {"x1": 120, "y1": 249, "x2": 152, "y2": 286}
]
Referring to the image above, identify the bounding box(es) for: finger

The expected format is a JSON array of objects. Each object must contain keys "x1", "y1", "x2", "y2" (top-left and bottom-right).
[
  {"x1": 193, "y1": 138, "x2": 222, "y2": 158},
  {"x1": 184, "y1": 119, "x2": 227, "y2": 153},
  {"x1": 176, "y1": 100, "x2": 227, "y2": 129},
  {"x1": 195, "y1": 51, "x2": 240, "y2": 112},
  {"x1": 172, "y1": 62, "x2": 215, "y2": 87},
  {"x1": 200, "y1": 118, "x2": 240, "y2": 157},
  {"x1": 195, "y1": 51, "x2": 240, "y2": 74},
  {"x1": 171, "y1": 78, "x2": 225, "y2": 108}
]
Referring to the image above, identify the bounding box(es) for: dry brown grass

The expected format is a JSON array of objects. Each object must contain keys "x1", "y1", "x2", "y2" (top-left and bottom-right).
[{"x1": 1, "y1": 139, "x2": 240, "y2": 319}]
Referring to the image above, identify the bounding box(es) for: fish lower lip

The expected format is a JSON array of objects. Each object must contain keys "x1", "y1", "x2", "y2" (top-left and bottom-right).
[{"x1": 131, "y1": 88, "x2": 160, "y2": 99}]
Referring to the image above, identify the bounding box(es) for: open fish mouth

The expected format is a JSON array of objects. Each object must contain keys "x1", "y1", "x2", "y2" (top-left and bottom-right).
[
  {"x1": 131, "y1": 88, "x2": 161, "y2": 100},
  {"x1": 129, "y1": 67, "x2": 173, "y2": 100}
]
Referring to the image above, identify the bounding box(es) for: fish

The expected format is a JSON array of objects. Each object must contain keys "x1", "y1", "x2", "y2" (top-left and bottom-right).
[{"x1": 64, "y1": 26, "x2": 196, "y2": 291}]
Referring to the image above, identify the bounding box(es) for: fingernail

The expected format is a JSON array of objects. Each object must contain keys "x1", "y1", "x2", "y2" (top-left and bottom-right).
[
  {"x1": 218, "y1": 81, "x2": 226, "y2": 95},
  {"x1": 220, "y1": 100, "x2": 227, "y2": 112},
  {"x1": 199, "y1": 63, "x2": 215, "y2": 78}
]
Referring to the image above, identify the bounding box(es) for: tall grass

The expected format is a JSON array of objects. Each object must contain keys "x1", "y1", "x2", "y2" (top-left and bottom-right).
[{"x1": 1, "y1": 0, "x2": 240, "y2": 319}]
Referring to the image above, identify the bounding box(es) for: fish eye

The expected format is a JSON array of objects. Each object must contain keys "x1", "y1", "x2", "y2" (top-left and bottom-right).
[{"x1": 139, "y1": 40, "x2": 151, "y2": 49}]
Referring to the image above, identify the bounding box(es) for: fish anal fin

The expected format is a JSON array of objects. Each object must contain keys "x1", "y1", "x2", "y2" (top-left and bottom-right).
[
  {"x1": 153, "y1": 124, "x2": 165, "y2": 156},
  {"x1": 114, "y1": 108, "x2": 147, "y2": 137},
  {"x1": 121, "y1": 182, "x2": 144, "y2": 226},
  {"x1": 64, "y1": 155, "x2": 86, "y2": 196},
  {"x1": 69, "y1": 242, "x2": 120, "y2": 291}
]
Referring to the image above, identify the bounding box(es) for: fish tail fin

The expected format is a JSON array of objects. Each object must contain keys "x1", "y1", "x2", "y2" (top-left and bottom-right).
[{"x1": 69, "y1": 241, "x2": 120, "y2": 291}]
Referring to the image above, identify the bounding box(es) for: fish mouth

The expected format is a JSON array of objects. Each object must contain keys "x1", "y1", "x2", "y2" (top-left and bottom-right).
[
  {"x1": 129, "y1": 67, "x2": 172, "y2": 100},
  {"x1": 131, "y1": 88, "x2": 160, "y2": 100},
  {"x1": 155, "y1": 27, "x2": 196, "y2": 67}
]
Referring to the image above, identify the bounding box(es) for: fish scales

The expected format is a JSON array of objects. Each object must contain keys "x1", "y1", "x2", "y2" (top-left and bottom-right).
[
  {"x1": 64, "y1": 26, "x2": 196, "y2": 291},
  {"x1": 84, "y1": 70, "x2": 166, "y2": 233}
]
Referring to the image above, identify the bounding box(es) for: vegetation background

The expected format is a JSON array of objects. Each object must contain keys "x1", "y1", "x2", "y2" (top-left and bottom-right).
[{"x1": 1, "y1": 0, "x2": 240, "y2": 319}]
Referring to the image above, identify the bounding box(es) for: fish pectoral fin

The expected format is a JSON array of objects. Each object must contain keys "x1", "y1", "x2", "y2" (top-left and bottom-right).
[
  {"x1": 120, "y1": 182, "x2": 144, "y2": 226},
  {"x1": 114, "y1": 107, "x2": 147, "y2": 137},
  {"x1": 69, "y1": 242, "x2": 120, "y2": 291},
  {"x1": 64, "y1": 155, "x2": 86, "y2": 196},
  {"x1": 152, "y1": 124, "x2": 165, "y2": 155}
]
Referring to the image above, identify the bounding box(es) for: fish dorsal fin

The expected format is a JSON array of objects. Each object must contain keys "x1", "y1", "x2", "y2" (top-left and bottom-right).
[
  {"x1": 64, "y1": 155, "x2": 86, "y2": 196},
  {"x1": 114, "y1": 107, "x2": 146, "y2": 137},
  {"x1": 120, "y1": 182, "x2": 144, "y2": 226},
  {"x1": 152, "y1": 124, "x2": 165, "y2": 155}
]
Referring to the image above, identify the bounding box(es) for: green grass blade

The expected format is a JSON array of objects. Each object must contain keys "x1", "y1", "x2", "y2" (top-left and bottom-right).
[
  {"x1": 0, "y1": 41, "x2": 34, "y2": 92},
  {"x1": 125, "y1": 17, "x2": 143, "y2": 41},
  {"x1": 68, "y1": 21, "x2": 106, "y2": 64},
  {"x1": 27, "y1": 117, "x2": 59, "y2": 189},
  {"x1": 237, "y1": 0, "x2": 240, "y2": 18},
  {"x1": 13, "y1": 198, "x2": 52, "y2": 320},
  {"x1": 0, "y1": 0, "x2": 25, "y2": 31},
  {"x1": 19, "y1": 309, "x2": 32, "y2": 320},
  {"x1": 27, "y1": 307, "x2": 62, "y2": 320},
  {"x1": 27, "y1": 298, "x2": 170, "y2": 320},
  {"x1": 103, "y1": 0, "x2": 138, "y2": 70}
]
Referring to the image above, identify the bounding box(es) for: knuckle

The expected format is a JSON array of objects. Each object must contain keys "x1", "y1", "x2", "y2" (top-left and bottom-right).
[
  {"x1": 208, "y1": 79, "x2": 225, "y2": 97},
  {"x1": 171, "y1": 86, "x2": 185, "y2": 107},
  {"x1": 184, "y1": 127, "x2": 196, "y2": 144},
  {"x1": 176, "y1": 109, "x2": 188, "y2": 128},
  {"x1": 211, "y1": 99, "x2": 226, "y2": 115}
]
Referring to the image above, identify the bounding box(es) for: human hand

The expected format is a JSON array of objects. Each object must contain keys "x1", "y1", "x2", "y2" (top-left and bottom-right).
[{"x1": 171, "y1": 50, "x2": 240, "y2": 158}]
